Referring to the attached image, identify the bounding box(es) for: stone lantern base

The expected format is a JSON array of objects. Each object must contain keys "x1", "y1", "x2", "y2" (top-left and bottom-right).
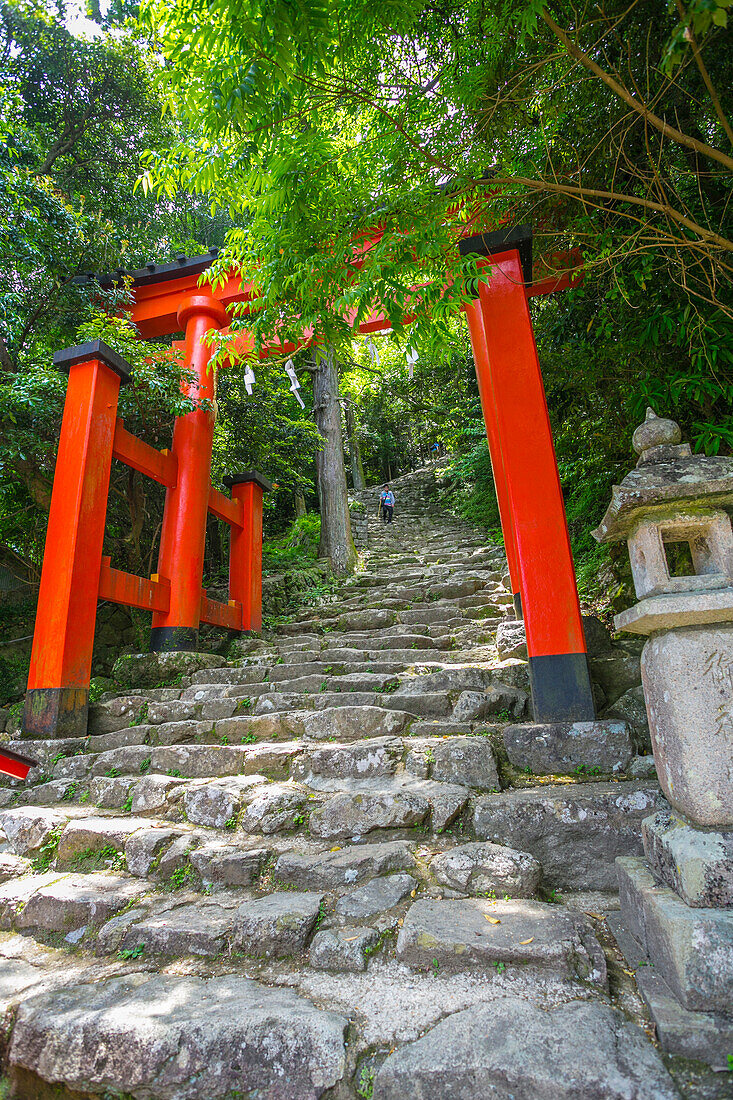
[{"x1": 609, "y1": 808, "x2": 733, "y2": 1069}]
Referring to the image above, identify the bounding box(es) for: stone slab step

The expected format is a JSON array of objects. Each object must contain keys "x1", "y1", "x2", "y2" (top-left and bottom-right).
[
  {"x1": 8, "y1": 973, "x2": 347, "y2": 1098},
  {"x1": 323, "y1": 633, "x2": 454, "y2": 652},
  {"x1": 13, "y1": 872, "x2": 146, "y2": 936},
  {"x1": 252, "y1": 691, "x2": 440, "y2": 718},
  {"x1": 275, "y1": 839, "x2": 416, "y2": 889},
  {"x1": 396, "y1": 897, "x2": 607, "y2": 986},
  {"x1": 372, "y1": 995, "x2": 679, "y2": 1100},
  {"x1": 333, "y1": 872, "x2": 417, "y2": 921},
  {"x1": 182, "y1": 776, "x2": 307, "y2": 830},
  {"x1": 189, "y1": 842, "x2": 270, "y2": 887},
  {"x1": 117, "y1": 896, "x2": 240, "y2": 957},
  {"x1": 0, "y1": 853, "x2": 33, "y2": 882},
  {"x1": 502, "y1": 720, "x2": 634, "y2": 776},
  {"x1": 234, "y1": 890, "x2": 324, "y2": 957},
  {"x1": 306, "y1": 778, "x2": 469, "y2": 837},
  {"x1": 324, "y1": 649, "x2": 455, "y2": 665},
  {"x1": 0, "y1": 806, "x2": 70, "y2": 856},
  {"x1": 472, "y1": 781, "x2": 661, "y2": 890},
  {"x1": 309, "y1": 924, "x2": 381, "y2": 972},
  {"x1": 56, "y1": 815, "x2": 163, "y2": 866},
  {"x1": 292, "y1": 738, "x2": 403, "y2": 782}
]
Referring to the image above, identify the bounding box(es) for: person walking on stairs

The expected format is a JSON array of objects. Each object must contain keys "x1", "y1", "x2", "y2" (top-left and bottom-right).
[{"x1": 379, "y1": 484, "x2": 395, "y2": 523}]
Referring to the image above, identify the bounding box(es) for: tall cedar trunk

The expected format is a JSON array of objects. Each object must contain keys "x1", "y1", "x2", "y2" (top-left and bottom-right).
[
  {"x1": 293, "y1": 492, "x2": 307, "y2": 518},
  {"x1": 313, "y1": 348, "x2": 357, "y2": 576},
  {"x1": 344, "y1": 400, "x2": 366, "y2": 491}
]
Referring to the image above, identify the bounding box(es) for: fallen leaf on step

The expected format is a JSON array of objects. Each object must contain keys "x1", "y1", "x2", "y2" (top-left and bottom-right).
[
  {"x1": 330, "y1": 847, "x2": 341, "y2": 852},
  {"x1": 623, "y1": 968, "x2": 636, "y2": 977},
  {"x1": 410, "y1": 890, "x2": 416, "y2": 897},
  {"x1": 484, "y1": 916, "x2": 501, "y2": 924},
  {"x1": 585, "y1": 912, "x2": 605, "y2": 920},
  {"x1": 519, "y1": 937, "x2": 534, "y2": 944},
  {"x1": 343, "y1": 935, "x2": 361, "y2": 942},
  {"x1": 397, "y1": 918, "x2": 404, "y2": 926}
]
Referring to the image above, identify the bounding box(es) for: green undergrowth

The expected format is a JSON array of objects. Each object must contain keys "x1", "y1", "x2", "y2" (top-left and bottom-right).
[
  {"x1": 263, "y1": 513, "x2": 321, "y2": 572},
  {"x1": 256, "y1": 512, "x2": 344, "y2": 625},
  {"x1": 71, "y1": 845, "x2": 126, "y2": 873},
  {"x1": 31, "y1": 825, "x2": 64, "y2": 872}
]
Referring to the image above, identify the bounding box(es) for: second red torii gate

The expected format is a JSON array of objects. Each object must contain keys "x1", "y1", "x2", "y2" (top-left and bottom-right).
[{"x1": 25, "y1": 223, "x2": 594, "y2": 735}]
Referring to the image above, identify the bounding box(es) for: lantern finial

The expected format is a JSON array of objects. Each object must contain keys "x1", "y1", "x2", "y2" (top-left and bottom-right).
[{"x1": 631, "y1": 406, "x2": 682, "y2": 463}]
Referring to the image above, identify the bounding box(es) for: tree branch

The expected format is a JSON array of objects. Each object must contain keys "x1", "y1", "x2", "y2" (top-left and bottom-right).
[
  {"x1": 673, "y1": 0, "x2": 733, "y2": 148},
  {"x1": 541, "y1": 9, "x2": 733, "y2": 172}
]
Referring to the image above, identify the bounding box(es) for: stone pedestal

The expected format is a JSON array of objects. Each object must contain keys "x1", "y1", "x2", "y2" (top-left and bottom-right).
[
  {"x1": 612, "y1": 855, "x2": 733, "y2": 1070},
  {"x1": 642, "y1": 806, "x2": 733, "y2": 907},
  {"x1": 641, "y1": 624, "x2": 733, "y2": 828}
]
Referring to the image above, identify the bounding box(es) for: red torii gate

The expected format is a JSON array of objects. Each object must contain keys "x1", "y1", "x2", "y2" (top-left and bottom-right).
[{"x1": 21, "y1": 223, "x2": 593, "y2": 747}]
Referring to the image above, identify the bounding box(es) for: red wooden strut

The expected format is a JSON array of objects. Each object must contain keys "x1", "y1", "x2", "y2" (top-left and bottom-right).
[{"x1": 22, "y1": 334, "x2": 272, "y2": 739}]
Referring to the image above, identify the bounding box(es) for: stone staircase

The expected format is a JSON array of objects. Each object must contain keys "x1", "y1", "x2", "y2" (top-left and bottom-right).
[{"x1": 0, "y1": 465, "x2": 717, "y2": 1099}]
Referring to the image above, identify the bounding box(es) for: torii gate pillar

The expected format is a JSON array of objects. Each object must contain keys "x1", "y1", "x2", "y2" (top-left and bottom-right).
[
  {"x1": 466, "y1": 249, "x2": 595, "y2": 722},
  {"x1": 151, "y1": 292, "x2": 229, "y2": 651}
]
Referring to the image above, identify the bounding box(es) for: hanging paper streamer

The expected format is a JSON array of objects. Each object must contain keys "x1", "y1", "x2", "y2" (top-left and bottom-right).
[
  {"x1": 243, "y1": 363, "x2": 256, "y2": 395},
  {"x1": 366, "y1": 338, "x2": 380, "y2": 366},
  {"x1": 285, "y1": 358, "x2": 305, "y2": 408},
  {"x1": 405, "y1": 346, "x2": 418, "y2": 380}
]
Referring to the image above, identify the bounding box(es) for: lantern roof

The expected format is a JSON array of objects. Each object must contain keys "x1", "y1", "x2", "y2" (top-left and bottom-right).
[{"x1": 593, "y1": 409, "x2": 733, "y2": 543}]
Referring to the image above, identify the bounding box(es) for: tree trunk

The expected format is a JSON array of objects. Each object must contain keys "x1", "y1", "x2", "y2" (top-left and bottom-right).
[
  {"x1": 293, "y1": 492, "x2": 307, "y2": 518},
  {"x1": 313, "y1": 348, "x2": 357, "y2": 576},
  {"x1": 344, "y1": 400, "x2": 366, "y2": 491}
]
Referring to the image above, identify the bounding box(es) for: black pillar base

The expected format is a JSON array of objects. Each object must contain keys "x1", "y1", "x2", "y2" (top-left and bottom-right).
[
  {"x1": 528, "y1": 652, "x2": 596, "y2": 723},
  {"x1": 149, "y1": 626, "x2": 199, "y2": 653},
  {"x1": 513, "y1": 592, "x2": 523, "y2": 620},
  {"x1": 22, "y1": 687, "x2": 89, "y2": 739}
]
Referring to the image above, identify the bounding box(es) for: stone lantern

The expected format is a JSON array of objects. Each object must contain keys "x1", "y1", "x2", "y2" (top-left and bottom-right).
[
  {"x1": 593, "y1": 408, "x2": 733, "y2": 1068},
  {"x1": 593, "y1": 407, "x2": 733, "y2": 828}
]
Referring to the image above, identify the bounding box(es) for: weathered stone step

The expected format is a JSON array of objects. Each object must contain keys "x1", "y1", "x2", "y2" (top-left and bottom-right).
[
  {"x1": 323, "y1": 647, "x2": 457, "y2": 664},
  {"x1": 372, "y1": 996, "x2": 680, "y2": 1100},
  {"x1": 323, "y1": 632, "x2": 454, "y2": 651},
  {"x1": 9, "y1": 872, "x2": 146, "y2": 937},
  {"x1": 184, "y1": 777, "x2": 314, "y2": 832},
  {"x1": 403, "y1": 736, "x2": 500, "y2": 788},
  {"x1": 472, "y1": 780, "x2": 661, "y2": 889},
  {"x1": 306, "y1": 777, "x2": 470, "y2": 836},
  {"x1": 301, "y1": 648, "x2": 444, "y2": 667},
  {"x1": 274, "y1": 838, "x2": 416, "y2": 888},
  {"x1": 216, "y1": 705, "x2": 413, "y2": 743},
  {"x1": 502, "y1": 719, "x2": 634, "y2": 776},
  {"x1": 8, "y1": 972, "x2": 348, "y2": 1098},
  {"x1": 55, "y1": 814, "x2": 165, "y2": 866},
  {"x1": 63, "y1": 741, "x2": 303, "y2": 784},
  {"x1": 0, "y1": 805, "x2": 71, "y2": 856},
  {"x1": 396, "y1": 897, "x2": 607, "y2": 985}
]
